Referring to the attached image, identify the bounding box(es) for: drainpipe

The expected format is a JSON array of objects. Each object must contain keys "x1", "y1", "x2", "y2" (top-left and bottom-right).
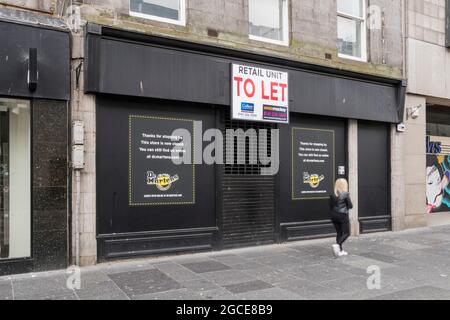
[
  {"x1": 72, "y1": 121, "x2": 85, "y2": 266},
  {"x1": 402, "y1": 0, "x2": 407, "y2": 81},
  {"x1": 74, "y1": 170, "x2": 81, "y2": 266}
]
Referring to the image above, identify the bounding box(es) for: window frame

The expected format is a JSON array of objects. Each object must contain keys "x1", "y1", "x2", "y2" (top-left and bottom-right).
[
  {"x1": 248, "y1": 0, "x2": 290, "y2": 47},
  {"x1": 129, "y1": 0, "x2": 186, "y2": 26},
  {"x1": 337, "y1": 0, "x2": 367, "y2": 62}
]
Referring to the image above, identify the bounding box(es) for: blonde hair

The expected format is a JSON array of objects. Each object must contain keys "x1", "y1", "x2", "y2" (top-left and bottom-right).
[{"x1": 334, "y1": 179, "x2": 349, "y2": 197}]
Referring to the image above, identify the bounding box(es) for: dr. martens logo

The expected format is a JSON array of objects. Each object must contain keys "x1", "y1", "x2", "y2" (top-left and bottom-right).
[
  {"x1": 303, "y1": 172, "x2": 325, "y2": 189},
  {"x1": 147, "y1": 171, "x2": 179, "y2": 191}
]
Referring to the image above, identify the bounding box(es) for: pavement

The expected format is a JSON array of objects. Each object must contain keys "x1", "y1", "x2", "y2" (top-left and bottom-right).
[{"x1": 1, "y1": 225, "x2": 450, "y2": 300}]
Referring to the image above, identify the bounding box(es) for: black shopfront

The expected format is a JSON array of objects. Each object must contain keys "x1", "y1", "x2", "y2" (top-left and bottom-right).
[
  {"x1": 85, "y1": 24, "x2": 405, "y2": 261},
  {"x1": 0, "y1": 15, "x2": 70, "y2": 275}
]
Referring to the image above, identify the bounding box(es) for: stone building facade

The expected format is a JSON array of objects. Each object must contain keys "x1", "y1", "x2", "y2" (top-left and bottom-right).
[
  {"x1": 70, "y1": 0, "x2": 407, "y2": 266},
  {"x1": 405, "y1": 0, "x2": 450, "y2": 227},
  {"x1": 2, "y1": 0, "x2": 429, "y2": 273}
]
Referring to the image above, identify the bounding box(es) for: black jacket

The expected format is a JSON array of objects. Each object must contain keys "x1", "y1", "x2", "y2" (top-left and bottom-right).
[{"x1": 330, "y1": 192, "x2": 353, "y2": 215}]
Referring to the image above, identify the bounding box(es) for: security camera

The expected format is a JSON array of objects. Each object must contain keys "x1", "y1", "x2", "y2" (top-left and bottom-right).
[{"x1": 408, "y1": 105, "x2": 423, "y2": 120}]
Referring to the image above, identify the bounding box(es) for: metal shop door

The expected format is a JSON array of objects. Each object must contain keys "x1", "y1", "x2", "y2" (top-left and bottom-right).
[
  {"x1": 219, "y1": 110, "x2": 277, "y2": 249},
  {"x1": 278, "y1": 114, "x2": 348, "y2": 242}
]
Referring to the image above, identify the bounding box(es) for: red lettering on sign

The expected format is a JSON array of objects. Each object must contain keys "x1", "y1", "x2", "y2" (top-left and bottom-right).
[
  {"x1": 244, "y1": 79, "x2": 255, "y2": 98},
  {"x1": 261, "y1": 81, "x2": 270, "y2": 100},
  {"x1": 279, "y1": 83, "x2": 287, "y2": 102},
  {"x1": 271, "y1": 82, "x2": 279, "y2": 101},
  {"x1": 234, "y1": 76, "x2": 243, "y2": 97}
]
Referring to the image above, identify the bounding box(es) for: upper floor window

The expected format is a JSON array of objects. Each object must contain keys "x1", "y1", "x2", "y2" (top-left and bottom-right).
[
  {"x1": 337, "y1": 0, "x2": 367, "y2": 61},
  {"x1": 249, "y1": 0, "x2": 289, "y2": 46},
  {"x1": 130, "y1": 0, "x2": 186, "y2": 26}
]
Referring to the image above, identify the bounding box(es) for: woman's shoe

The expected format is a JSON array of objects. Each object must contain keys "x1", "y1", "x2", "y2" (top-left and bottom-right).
[
  {"x1": 332, "y1": 244, "x2": 340, "y2": 257},
  {"x1": 340, "y1": 251, "x2": 348, "y2": 256}
]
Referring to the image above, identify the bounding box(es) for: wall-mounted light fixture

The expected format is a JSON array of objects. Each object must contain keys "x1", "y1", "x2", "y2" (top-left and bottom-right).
[{"x1": 27, "y1": 48, "x2": 38, "y2": 92}]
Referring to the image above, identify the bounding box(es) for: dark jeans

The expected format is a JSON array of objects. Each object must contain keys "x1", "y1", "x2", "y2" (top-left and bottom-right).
[{"x1": 331, "y1": 212, "x2": 350, "y2": 251}]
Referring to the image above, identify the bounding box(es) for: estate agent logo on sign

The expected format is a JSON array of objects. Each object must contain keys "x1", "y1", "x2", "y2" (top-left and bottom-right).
[{"x1": 232, "y1": 64, "x2": 289, "y2": 124}]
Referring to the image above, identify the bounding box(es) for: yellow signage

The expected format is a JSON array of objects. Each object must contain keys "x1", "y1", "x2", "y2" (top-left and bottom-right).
[
  {"x1": 303, "y1": 173, "x2": 325, "y2": 189},
  {"x1": 147, "y1": 172, "x2": 179, "y2": 191}
]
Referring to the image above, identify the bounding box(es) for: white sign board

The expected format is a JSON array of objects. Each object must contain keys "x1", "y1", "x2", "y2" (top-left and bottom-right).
[
  {"x1": 427, "y1": 135, "x2": 450, "y2": 155},
  {"x1": 232, "y1": 64, "x2": 289, "y2": 124}
]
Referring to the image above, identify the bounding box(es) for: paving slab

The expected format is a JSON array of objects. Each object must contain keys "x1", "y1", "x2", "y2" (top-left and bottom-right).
[
  {"x1": 234, "y1": 287, "x2": 305, "y2": 300},
  {"x1": 243, "y1": 266, "x2": 303, "y2": 285},
  {"x1": 108, "y1": 269, "x2": 182, "y2": 297},
  {"x1": 210, "y1": 254, "x2": 251, "y2": 266},
  {"x1": 224, "y1": 280, "x2": 274, "y2": 294},
  {"x1": 74, "y1": 280, "x2": 129, "y2": 300},
  {"x1": 153, "y1": 262, "x2": 201, "y2": 281},
  {"x1": 200, "y1": 270, "x2": 257, "y2": 287},
  {"x1": 0, "y1": 280, "x2": 12, "y2": 300},
  {"x1": 199, "y1": 288, "x2": 237, "y2": 300},
  {"x1": 12, "y1": 274, "x2": 73, "y2": 300},
  {"x1": 370, "y1": 286, "x2": 450, "y2": 300},
  {"x1": 277, "y1": 278, "x2": 340, "y2": 300},
  {"x1": 132, "y1": 288, "x2": 204, "y2": 300},
  {"x1": 180, "y1": 279, "x2": 221, "y2": 292},
  {"x1": 181, "y1": 261, "x2": 231, "y2": 274}
]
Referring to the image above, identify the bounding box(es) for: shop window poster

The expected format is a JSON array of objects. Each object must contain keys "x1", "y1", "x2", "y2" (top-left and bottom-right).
[
  {"x1": 128, "y1": 115, "x2": 195, "y2": 206},
  {"x1": 292, "y1": 128, "x2": 335, "y2": 200}
]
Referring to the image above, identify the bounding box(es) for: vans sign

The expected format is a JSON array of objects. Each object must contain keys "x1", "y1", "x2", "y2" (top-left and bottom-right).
[{"x1": 232, "y1": 64, "x2": 289, "y2": 124}]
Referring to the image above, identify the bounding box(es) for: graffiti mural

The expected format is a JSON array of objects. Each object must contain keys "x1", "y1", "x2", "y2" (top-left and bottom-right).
[{"x1": 426, "y1": 155, "x2": 450, "y2": 213}]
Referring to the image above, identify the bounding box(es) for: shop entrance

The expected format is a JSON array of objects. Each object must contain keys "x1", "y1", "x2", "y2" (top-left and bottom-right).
[
  {"x1": 358, "y1": 121, "x2": 391, "y2": 233},
  {"x1": 96, "y1": 95, "x2": 218, "y2": 261},
  {"x1": 278, "y1": 114, "x2": 347, "y2": 241},
  {"x1": 219, "y1": 110, "x2": 277, "y2": 249}
]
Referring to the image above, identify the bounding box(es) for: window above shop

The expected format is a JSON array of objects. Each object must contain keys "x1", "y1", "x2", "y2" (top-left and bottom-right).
[
  {"x1": 427, "y1": 105, "x2": 450, "y2": 137},
  {"x1": 337, "y1": 0, "x2": 367, "y2": 61},
  {"x1": 248, "y1": 0, "x2": 289, "y2": 46},
  {"x1": 129, "y1": 0, "x2": 186, "y2": 26}
]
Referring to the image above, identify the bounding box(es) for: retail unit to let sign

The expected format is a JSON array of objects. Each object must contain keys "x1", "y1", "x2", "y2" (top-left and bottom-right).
[{"x1": 231, "y1": 63, "x2": 289, "y2": 124}]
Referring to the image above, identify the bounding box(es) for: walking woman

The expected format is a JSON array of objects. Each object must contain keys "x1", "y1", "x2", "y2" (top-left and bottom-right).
[{"x1": 330, "y1": 179, "x2": 353, "y2": 257}]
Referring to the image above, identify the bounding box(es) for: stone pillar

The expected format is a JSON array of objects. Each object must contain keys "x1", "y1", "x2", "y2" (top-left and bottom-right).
[
  {"x1": 391, "y1": 123, "x2": 405, "y2": 231},
  {"x1": 71, "y1": 29, "x2": 97, "y2": 266},
  {"x1": 348, "y1": 119, "x2": 360, "y2": 236},
  {"x1": 403, "y1": 93, "x2": 427, "y2": 229}
]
